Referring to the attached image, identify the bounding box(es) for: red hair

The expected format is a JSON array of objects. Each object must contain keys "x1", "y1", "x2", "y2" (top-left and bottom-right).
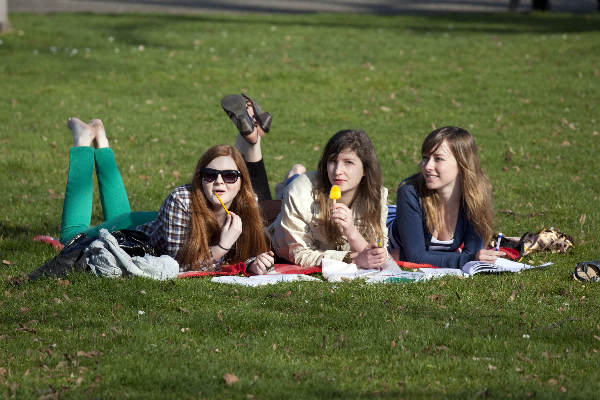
[{"x1": 177, "y1": 145, "x2": 268, "y2": 269}]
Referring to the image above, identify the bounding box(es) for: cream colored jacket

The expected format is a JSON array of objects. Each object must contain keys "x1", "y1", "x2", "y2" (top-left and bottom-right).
[{"x1": 267, "y1": 171, "x2": 389, "y2": 267}]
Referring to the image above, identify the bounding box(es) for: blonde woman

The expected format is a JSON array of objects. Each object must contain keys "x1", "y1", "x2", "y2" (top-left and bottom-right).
[{"x1": 388, "y1": 126, "x2": 504, "y2": 268}]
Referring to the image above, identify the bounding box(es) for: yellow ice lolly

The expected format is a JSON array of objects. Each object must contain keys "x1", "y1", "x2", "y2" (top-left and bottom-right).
[
  {"x1": 214, "y1": 193, "x2": 230, "y2": 215},
  {"x1": 329, "y1": 185, "x2": 341, "y2": 204}
]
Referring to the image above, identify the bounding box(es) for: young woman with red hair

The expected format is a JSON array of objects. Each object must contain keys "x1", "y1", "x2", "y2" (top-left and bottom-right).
[{"x1": 60, "y1": 94, "x2": 275, "y2": 274}]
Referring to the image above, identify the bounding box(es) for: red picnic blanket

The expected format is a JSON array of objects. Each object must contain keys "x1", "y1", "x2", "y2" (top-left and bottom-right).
[{"x1": 177, "y1": 263, "x2": 322, "y2": 278}]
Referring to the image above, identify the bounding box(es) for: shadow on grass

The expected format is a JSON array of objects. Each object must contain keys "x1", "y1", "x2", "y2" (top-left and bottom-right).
[
  {"x1": 71, "y1": 11, "x2": 600, "y2": 51},
  {"x1": 0, "y1": 222, "x2": 34, "y2": 239},
  {"x1": 83, "y1": 0, "x2": 599, "y2": 16}
]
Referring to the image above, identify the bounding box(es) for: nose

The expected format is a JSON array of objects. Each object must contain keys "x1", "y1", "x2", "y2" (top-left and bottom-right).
[
  {"x1": 333, "y1": 161, "x2": 344, "y2": 176},
  {"x1": 214, "y1": 173, "x2": 225, "y2": 184},
  {"x1": 423, "y1": 158, "x2": 434, "y2": 171}
]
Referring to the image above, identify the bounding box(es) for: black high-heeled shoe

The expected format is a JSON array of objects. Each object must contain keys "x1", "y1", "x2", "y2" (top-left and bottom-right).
[
  {"x1": 242, "y1": 93, "x2": 272, "y2": 133},
  {"x1": 220, "y1": 94, "x2": 272, "y2": 144}
]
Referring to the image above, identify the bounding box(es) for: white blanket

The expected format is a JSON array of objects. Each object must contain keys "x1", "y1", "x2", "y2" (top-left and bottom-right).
[
  {"x1": 321, "y1": 258, "x2": 455, "y2": 283},
  {"x1": 211, "y1": 274, "x2": 320, "y2": 287}
]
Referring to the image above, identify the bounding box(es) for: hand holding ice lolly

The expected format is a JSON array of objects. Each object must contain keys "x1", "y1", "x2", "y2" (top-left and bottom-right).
[{"x1": 329, "y1": 185, "x2": 341, "y2": 205}]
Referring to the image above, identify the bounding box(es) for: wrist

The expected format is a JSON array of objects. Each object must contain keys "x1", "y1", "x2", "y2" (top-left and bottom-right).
[
  {"x1": 344, "y1": 225, "x2": 361, "y2": 242},
  {"x1": 217, "y1": 243, "x2": 231, "y2": 251},
  {"x1": 211, "y1": 245, "x2": 228, "y2": 260}
]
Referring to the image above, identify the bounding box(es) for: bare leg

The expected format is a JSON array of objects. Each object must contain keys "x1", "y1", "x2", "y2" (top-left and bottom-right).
[
  {"x1": 227, "y1": 95, "x2": 271, "y2": 200},
  {"x1": 235, "y1": 133, "x2": 262, "y2": 163},
  {"x1": 67, "y1": 117, "x2": 95, "y2": 147}
]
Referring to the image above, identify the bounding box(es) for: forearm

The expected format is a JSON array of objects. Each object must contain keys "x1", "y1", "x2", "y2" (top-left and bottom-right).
[
  {"x1": 210, "y1": 244, "x2": 229, "y2": 262},
  {"x1": 401, "y1": 246, "x2": 475, "y2": 268},
  {"x1": 284, "y1": 245, "x2": 349, "y2": 267},
  {"x1": 344, "y1": 226, "x2": 368, "y2": 253}
]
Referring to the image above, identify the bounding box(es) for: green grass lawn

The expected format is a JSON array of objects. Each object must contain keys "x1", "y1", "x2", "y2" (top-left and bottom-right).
[{"x1": 1, "y1": 11, "x2": 600, "y2": 399}]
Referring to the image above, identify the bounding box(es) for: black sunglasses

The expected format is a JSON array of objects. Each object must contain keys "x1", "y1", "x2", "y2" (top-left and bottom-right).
[{"x1": 200, "y1": 168, "x2": 242, "y2": 184}]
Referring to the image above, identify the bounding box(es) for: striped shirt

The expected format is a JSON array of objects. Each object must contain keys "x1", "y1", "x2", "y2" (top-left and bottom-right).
[{"x1": 428, "y1": 237, "x2": 455, "y2": 252}]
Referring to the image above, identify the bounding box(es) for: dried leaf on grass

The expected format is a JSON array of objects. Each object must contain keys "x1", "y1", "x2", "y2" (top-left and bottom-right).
[
  {"x1": 76, "y1": 350, "x2": 102, "y2": 358},
  {"x1": 428, "y1": 294, "x2": 442, "y2": 302},
  {"x1": 224, "y1": 373, "x2": 239, "y2": 386}
]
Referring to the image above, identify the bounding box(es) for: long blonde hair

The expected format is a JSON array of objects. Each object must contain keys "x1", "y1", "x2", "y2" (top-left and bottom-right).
[
  {"x1": 415, "y1": 126, "x2": 493, "y2": 244},
  {"x1": 177, "y1": 145, "x2": 268, "y2": 269},
  {"x1": 314, "y1": 130, "x2": 384, "y2": 246}
]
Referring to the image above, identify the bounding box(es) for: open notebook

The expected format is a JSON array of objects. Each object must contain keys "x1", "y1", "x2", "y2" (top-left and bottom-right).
[{"x1": 423, "y1": 258, "x2": 552, "y2": 277}]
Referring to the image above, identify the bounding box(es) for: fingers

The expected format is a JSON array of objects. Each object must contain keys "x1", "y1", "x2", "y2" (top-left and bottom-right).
[
  {"x1": 222, "y1": 212, "x2": 232, "y2": 230},
  {"x1": 250, "y1": 253, "x2": 274, "y2": 275},
  {"x1": 352, "y1": 247, "x2": 387, "y2": 269},
  {"x1": 248, "y1": 263, "x2": 263, "y2": 275},
  {"x1": 230, "y1": 213, "x2": 242, "y2": 229},
  {"x1": 477, "y1": 249, "x2": 504, "y2": 262},
  {"x1": 223, "y1": 212, "x2": 242, "y2": 233},
  {"x1": 366, "y1": 247, "x2": 386, "y2": 267},
  {"x1": 251, "y1": 252, "x2": 275, "y2": 275},
  {"x1": 258, "y1": 251, "x2": 275, "y2": 263},
  {"x1": 330, "y1": 205, "x2": 353, "y2": 228}
]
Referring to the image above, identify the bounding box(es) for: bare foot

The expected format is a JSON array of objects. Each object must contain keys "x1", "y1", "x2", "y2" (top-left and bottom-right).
[
  {"x1": 286, "y1": 164, "x2": 306, "y2": 179},
  {"x1": 67, "y1": 117, "x2": 95, "y2": 147},
  {"x1": 89, "y1": 119, "x2": 109, "y2": 148},
  {"x1": 244, "y1": 99, "x2": 265, "y2": 144},
  {"x1": 275, "y1": 164, "x2": 306, "y2": 199}
]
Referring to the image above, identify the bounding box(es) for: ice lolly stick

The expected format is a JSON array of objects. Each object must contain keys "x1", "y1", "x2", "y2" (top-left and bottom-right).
[{"x1": 215, "y1": 193, "x2": 230, "y2": 215}]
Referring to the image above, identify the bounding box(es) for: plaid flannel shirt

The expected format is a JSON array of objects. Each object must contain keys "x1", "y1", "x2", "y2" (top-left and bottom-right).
[
  {"x1": 137, "y1": 184, "x2": 229, "y2": 272},
  {"x1": 137, "y1": 185, "x2": 192, "y2": 271}
]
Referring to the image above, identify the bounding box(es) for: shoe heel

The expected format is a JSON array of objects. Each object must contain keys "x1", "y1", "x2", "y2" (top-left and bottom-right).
[
  {"x1": 221, "y1": 94, "x2": 254, "y2": 135},
  {"x1": 256, "y1": 112, "x2": 272, "y2": 132}
]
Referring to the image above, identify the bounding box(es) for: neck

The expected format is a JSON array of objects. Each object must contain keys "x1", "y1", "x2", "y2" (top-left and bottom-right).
[
  {"x1": 213, "y1": 207, "x2": 227, "y2": 225},
  {"x1": 437, "y1": 181, "x2": 461, "y2": 207}
]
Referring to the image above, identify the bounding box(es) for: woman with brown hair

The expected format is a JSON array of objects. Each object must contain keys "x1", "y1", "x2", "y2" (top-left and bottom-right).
[
  {"x1": 388, "y1": 126, "x2": 504, "y2": 268},
  {"x1": 268, "y1": 129, "x2": 389, "y2": 269}
]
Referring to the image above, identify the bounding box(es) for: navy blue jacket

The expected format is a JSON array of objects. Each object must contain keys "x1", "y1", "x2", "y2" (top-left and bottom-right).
[{"x1": 390, "y1": 178, "x2": 483, "y2": 268}]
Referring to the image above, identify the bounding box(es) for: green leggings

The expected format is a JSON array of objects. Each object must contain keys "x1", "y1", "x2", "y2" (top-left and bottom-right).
[{"x1": 60, "y1": 147, "x2": 157, "y2": 244}]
